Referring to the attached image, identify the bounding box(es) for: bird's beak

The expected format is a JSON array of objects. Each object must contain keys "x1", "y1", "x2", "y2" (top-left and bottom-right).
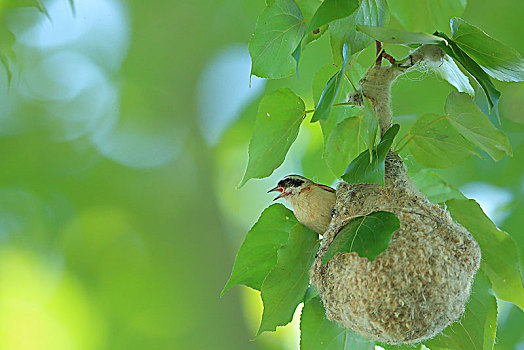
[{"x1": 268, "y1": 186, "x2": 285, "y2": 201}]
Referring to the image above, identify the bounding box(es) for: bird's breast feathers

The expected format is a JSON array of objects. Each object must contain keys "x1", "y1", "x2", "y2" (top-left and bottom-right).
[{"x1": 290, "y1": 186, "x2": 336, "y2": 234}]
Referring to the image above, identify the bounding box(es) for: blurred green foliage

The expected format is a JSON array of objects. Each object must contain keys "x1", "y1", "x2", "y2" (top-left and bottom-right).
[{"x1": 0, "y1": 0, "x2": 523, "y2": 349}]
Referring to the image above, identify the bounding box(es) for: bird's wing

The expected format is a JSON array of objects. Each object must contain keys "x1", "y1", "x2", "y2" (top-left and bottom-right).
[{"x1": 315, "y1": 184, "x2": 336, "y2": 193}]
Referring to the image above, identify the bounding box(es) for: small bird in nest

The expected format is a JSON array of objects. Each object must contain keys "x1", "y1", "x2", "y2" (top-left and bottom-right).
[{"x1": 268, "y1": 175, "x2": 336, "y2": 234}]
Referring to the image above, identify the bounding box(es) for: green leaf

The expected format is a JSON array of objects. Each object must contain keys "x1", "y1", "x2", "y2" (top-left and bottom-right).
[
  {"x1": 436, "y1": 55, "x2": 474, "y2": 96},
  {"x1": 409, "y1": 169, "x2": 466, "y2": 204},
  {"x1": 312, "y1": 64, "x2": 340, "y2": 105},
  {"x1": 308, "y1": 0, "x2": 360, "y2": 33},
  {"x1": 446, "y1": 199, "x2": 524, "y2": 311},
  {"x1": 303, "y1": 285, "x2": 319, "y2": 303},
  {"x1": 388, "y1": 0, "x2": 466, "y2": 33},
  {"x1": 292, "y1": 44, "x2": 301, "y2": 79},
  {"x1": 311, "y1": 44, "x2": 350, "y2": 123},
  {"x1": 249, "y1": 0, "x2": 306, "y2": 79},
  {"x1": 221, "y1": 204, "x2": 298, "y2": 295},
  {"x1": 291, "y1": 25, "x2": 329, "y2": 77},
  {"x1": 407, "y1": 113, "x2": 478, "y2": 168},
  {"x1": 257, "y1": 224, "x2": 319, "y2": 336},
  {"x1": 329, "y1": 0, "x2": 389, "y2": 63},
  {"x1": 445, "y1": 92, "x2": 512, "y2": 160},
  {"x1": 300, "y1": 297, "x2": 375, "y2": 350},
  {"x1": 502, "y1": 198, "x2": 524, "y2": 277},
  {"x1": 325, "y1": 117, "x2": 366, "y2": 178},
  {"x1": 472, "y1": 80, "x2": 498, "y2": 125},
  {"x1": 239, "y1": 88, "x2": 305, "y2": 187},
  {"x1": 451, "y1": 18, "x2": 524, "y2": 82},
  {"x1": 322, "y1": 211, "x2": 399, "y2": 264},
  {"x1": 347, "y1": 61, "x2": 367, "y2": 89},
  {"x1": 303, "y1": 24, "x2": 329, "y2": 46},
  {"x1": 356, "y1": 25, "x2": 447, "y2": 45},
  {"x1": 424, "y1": 271, "x2": 497, "y2": 350},
  {"x1": 301, "y1": 125, "x2": 337, "y2": 186},
  {"x1": 312, "y1": 64, "x2": 364, "y2": 165},
  {"x1": 342, "y1": 124, "x2": 400, "y2": 185},
  {"x1": 494, "y1": 303, "x2": 524, "y2": 350},
  {"x1": 312, "y1": 62, "x2": 365, "y2": 107},
  {"x1": 312, "y1": 72, "x2": 345, "y2": 123},
  {"x1": 294, "y1": 0, "x2": 323, "y2": 19},
  {"x1": 435, "y1": 31, "x2": 501, "y2": 124}
]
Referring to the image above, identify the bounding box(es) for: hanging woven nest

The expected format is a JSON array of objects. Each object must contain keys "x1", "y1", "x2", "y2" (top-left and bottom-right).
[
  {"x1": 310, "y1": 152, "x2": 481, "y2": 344},
  {"x1": 310, "y1": 45, "x2": 483, "y2": 345}
]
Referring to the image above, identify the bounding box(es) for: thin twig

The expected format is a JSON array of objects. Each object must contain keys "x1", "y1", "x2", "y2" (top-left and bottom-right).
[
  {"x1": 395, "y1": 54, "x2": 415, "y2": 69},
  {"x1": 375, "y1": 41, "x2": 383, "y2": 66},
  {"x1": 382, "y1": 51, "x2": 396, "y2": 65},
  {"x1": 375, "y1": 42, "x2": 398, "y2": 66}
]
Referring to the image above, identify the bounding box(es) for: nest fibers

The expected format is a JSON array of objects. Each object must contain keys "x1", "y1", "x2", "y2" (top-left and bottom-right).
[{"x1": 310, "y1": 152, "x2": 481, "y2": 345}]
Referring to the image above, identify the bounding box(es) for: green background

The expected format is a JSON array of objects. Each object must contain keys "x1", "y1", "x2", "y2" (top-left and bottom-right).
[{"x1": 0, "y1": 0, "x2": 522, "y2": 349}]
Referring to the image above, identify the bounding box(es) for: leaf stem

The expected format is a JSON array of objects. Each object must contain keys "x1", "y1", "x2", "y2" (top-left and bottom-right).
[
  {"x1": 333, "y1": 102, "x2": 355, "y2": 107},
  {"x1": 344, "y1": 72, "x2": 358, "y2": 92},
  {"x1": 394, "y1": 132, "x2": 411, "y2": 149},
  {"x1": 395, "y1": 133, "x2": 413, "y2": 153},
  {"x1": 305, "y1": 102, "x2": 358, "y2": 115},
  {"x1": 395, "y1": 115, "x2": 448, "y2": 152}
]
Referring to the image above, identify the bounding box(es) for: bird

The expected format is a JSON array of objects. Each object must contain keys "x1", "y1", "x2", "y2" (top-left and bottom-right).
[{"x1": 268, "y1": 175, "x2": 336, "y2": 234}]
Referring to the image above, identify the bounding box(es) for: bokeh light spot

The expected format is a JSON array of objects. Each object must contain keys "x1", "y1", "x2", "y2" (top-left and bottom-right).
[
  {"x1": 20, "y1": 50, "x2": 105, "y2": 101},
  {"x1": 197, "y1": 44, "x2": 265, "y2": 145},
  {"x1": 0, "y1": 249, "x2": 106, "y2": 350}
]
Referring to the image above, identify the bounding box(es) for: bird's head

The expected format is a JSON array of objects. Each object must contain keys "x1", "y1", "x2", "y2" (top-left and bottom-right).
[{"x1": 267, "y1": 175, "x2": 311, "y2": 201}]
